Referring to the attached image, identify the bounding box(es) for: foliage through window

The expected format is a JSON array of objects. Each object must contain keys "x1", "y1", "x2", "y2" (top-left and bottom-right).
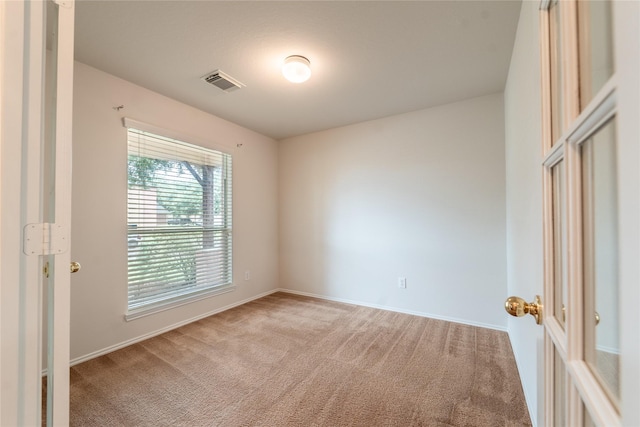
[{"x1": 126, "y1": 125, "x2": 232, "y2": 314}]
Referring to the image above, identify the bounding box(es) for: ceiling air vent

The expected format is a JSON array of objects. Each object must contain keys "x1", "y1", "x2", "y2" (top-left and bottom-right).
[{"x1": 201, "y1": 69, "x2": 245, "y2": 93}]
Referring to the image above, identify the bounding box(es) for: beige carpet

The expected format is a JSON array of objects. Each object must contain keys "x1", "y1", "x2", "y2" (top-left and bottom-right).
[{"x1": 66, "y1": 292, "x2": 531, "y2": 426}]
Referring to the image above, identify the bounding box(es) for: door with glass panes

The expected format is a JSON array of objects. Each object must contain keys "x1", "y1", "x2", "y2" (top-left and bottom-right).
[
  {"x1": 540, "y1": 1, "x2": 634, "y2": 426},
  {"x1": 505, "y1": 0, "x2": 638, "y2": 425}
]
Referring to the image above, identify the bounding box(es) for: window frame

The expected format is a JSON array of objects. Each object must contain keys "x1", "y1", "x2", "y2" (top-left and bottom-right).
[{"x1": 123, "y1": 118, "x2": 234, "y2": 320}]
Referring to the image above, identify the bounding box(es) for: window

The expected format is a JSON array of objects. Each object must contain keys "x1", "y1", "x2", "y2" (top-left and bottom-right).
[{"x1": 125, "y1": 120, "x2": 232, "y2": 318}]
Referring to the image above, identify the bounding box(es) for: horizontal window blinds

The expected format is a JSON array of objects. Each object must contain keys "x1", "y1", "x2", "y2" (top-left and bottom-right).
[{"x1": 127, "y1": 127, "x2": 232, "y2": 312}]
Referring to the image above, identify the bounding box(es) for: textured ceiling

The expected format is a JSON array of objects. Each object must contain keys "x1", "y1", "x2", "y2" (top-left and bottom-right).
[{"x1": 74, "y1": 1, "x2": 522, "y2": 140}]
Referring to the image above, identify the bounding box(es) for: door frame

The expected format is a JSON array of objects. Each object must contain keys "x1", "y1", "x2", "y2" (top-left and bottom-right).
[
  {"x1": 0, "y1": 1, "x2": 75, "y2": 425},
  {"x1": 1, "y1": 1, "x2": 48, "y2": 425}
]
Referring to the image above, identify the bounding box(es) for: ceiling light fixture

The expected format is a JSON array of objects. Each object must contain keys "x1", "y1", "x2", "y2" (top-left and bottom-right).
[{"x1": 282, "y1": 55, "x2": 311, "y2": 83}]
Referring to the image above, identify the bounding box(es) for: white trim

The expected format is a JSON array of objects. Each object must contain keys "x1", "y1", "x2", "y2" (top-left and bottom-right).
[
  {"x1": 68, "y1": 287, "x2": 510, "y2": 369},
  {"x1": 276, "y1": 289, "x2": 507, "y2": 332},
  {"x1": 0, "y1": 2, "x2": 46, "y2": 425},
  {"x1": 565, "y1": 85, "x2": 617, "y2": 147},
  {"x1": 123, "y1": 117, "x2": 234, "y2": 154},
  {"x1": 545, "y1": 316, "x2": 567, "y2": 357},
  {"x1": 509, "y1": 332, "x2": 543, "y2": 427},
  {"x1": 569, "y1": 361, "x2": 620, "y2": 427},
  {"x1": 70, "y1": 289, "x2": 279, "y2": 367},
  {"x1": 542, "y1": 139, "x2": 564, "y2": 167}
]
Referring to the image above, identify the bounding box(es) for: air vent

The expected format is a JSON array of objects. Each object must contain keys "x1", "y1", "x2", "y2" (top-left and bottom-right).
[{"x1": 201, "y1": 70, "x2": 245, "y2": 92}]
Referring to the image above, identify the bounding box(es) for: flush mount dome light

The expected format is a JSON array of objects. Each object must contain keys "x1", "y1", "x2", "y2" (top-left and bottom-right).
[{"x1": 282, "y1": 55, "x2": 311, "y2": 83}]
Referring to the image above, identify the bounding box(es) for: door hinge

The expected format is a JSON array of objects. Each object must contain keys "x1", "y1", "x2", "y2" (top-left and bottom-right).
[{"x1": 23, "y1": 223, "x2": 69, "y2": 256}]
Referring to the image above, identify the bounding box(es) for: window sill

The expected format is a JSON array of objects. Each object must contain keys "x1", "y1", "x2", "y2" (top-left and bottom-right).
[{"x1": 124, "y1": 284, "x2": 235, "y2": 321}]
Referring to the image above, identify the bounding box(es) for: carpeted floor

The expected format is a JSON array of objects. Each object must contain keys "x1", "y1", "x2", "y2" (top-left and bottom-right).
[{"x1": 66, "y1": 292, "x2": 531, "y2": 426}]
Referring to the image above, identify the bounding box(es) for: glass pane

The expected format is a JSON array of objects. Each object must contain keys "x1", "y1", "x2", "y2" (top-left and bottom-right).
[
  {"x1": 552, "y1": 160, "x2": 567, "y2": 329},
  {"x1": 554, "y1": 349, "x2": 567, "y2": 426},
  {"x1": 550, "y1": 0, "x2": 564, "y2": 142},
  {"x1": 578, "y1": 0, "x2": 614, "y2": 110},
  {"x1": 582, "y1": 118, "x2": 620, "y2": 406}
]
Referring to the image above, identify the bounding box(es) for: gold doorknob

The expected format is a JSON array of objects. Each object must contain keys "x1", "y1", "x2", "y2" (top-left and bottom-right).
[
  {"x1": 505, "y1": 295, "x2": 543, "y2": 325},
  {"x1": 70, "y1": 261, "x2": 81, "y2": 273}
]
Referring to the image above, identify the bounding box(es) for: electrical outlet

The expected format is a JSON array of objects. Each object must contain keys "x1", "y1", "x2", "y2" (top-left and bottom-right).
[
  {"x1": 244, "y1": 271, "x2": 250, "y2": 281},
  {"x1": 398, "y1": 277, "x2": 407, "y2": 289}
]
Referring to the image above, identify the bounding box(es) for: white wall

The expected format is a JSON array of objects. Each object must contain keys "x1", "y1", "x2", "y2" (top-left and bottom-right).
[
  {"x1": 504, "y1": 2, "x2": 544, "y2": 426},
  {"x1": 279, "y1": 93, "x2": 507, "y2": 329},
  {"x1": 70, "y1": 62, "x2": 279, "y2": 362}
]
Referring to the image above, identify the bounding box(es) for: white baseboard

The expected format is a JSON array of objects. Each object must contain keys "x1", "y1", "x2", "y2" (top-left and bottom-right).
[
  {"x1": 276, "y1": 288, "x2": 507, "y2": 332},
  {"x1": 68, "y1": 288, "x2": 280, "y2": 368},
  {"x1": 506, "y1": 328, "x2": 540, "y2": 427},
  {"x1": 60, "y1": 286, "x2": 506, "y2": 373}
]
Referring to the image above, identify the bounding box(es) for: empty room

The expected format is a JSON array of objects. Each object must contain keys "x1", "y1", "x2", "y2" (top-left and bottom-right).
[{"x1": 1, "y1": 1, "x2": 638, "y2": 426}]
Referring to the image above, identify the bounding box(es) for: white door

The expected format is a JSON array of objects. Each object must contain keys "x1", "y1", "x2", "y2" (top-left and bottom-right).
[
  {"x1": 0, "y1": 1, "x2": 75, "y2": 425},
  {"x1": 507, "y1": 1, "x2": 639, "y2": 426}
]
